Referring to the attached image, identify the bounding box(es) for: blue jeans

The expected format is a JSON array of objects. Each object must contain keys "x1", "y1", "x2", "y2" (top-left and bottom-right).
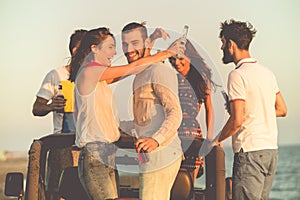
[
  {"x1": 232, "y1": 149, "x2": 278, "y2": 200},
  {"x1": 78, "y1": 142, "x2": 118, "y2": 200},
  {"x1": 62, "y1": 112, "x2": 76, "y2": 133}
]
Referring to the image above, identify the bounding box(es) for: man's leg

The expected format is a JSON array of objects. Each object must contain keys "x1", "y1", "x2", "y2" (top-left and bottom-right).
[
  {"x1": 232, "y1": 149, "x2": 268, "y2": 200},
  {"x1": 139, "y1": 156, "x2": 181, "y2": 200},
  {"x1": 261, "y1": 149, "x2": 278, "y2": 200}
]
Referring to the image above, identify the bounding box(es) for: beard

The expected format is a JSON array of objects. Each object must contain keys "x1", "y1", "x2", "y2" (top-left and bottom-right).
[
  {"x1": 222, "y1": 43, "x2": 234, "y2": 64},
  {"x1": 125, "y1": 48, "x2": 145, "y2": 63}
]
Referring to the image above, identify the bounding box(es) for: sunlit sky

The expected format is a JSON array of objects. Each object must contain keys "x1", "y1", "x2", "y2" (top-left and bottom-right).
[{"x1": 0, "y1": 0, "x2": 299, "y2": 151}]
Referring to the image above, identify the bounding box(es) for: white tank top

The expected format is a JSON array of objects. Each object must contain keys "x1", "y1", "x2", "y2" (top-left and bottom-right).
[{"x1": 74, "y1": 63, "x2": 120, "y2": 147}]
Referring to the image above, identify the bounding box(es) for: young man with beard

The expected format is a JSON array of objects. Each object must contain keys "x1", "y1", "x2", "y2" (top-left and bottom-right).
[
  {"x1": 121, "y1": 22, "x2": 184, "y2": 200},
  {"x1": 215, "y1": 19, "x2": 287, "y2": 200}
]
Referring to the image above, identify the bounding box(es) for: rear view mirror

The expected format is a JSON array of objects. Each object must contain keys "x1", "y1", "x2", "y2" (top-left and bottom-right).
[{"x1": 5, "y1": 172, "x2": 24, "y2": 197}]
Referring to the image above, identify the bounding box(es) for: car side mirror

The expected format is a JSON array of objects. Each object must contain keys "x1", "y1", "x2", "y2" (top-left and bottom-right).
[{"x1": 5, "y1": 172, "x2": 24, "y2": 197}]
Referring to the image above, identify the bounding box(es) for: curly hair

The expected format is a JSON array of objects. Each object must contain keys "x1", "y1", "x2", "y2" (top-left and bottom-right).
[{"x1": 219, "y1": 19, "x2": 257, "y2": 50}]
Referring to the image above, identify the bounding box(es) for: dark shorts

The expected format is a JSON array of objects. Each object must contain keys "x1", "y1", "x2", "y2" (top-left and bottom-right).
[{"x1": 180, "y1": 137, "x2": 204, "y2": 170}]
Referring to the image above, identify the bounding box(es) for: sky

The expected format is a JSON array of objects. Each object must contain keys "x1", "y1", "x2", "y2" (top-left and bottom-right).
[{"x1": 0, "y1": 0, "x2": 299, "y2": 151}]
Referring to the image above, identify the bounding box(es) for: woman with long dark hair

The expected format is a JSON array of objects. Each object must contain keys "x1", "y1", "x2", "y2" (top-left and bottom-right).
[{"x1": 169, "y1": 39, "x2": 216, "y2": 183}]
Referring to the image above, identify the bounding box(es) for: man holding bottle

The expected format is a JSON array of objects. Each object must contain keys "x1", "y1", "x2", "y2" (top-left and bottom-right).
[
  {"x1": 120, "y1": 22, "x2": 184, "y2": 200},
  {"x1": 32, "y1": 29, "x2": 87, "y2": 134}
]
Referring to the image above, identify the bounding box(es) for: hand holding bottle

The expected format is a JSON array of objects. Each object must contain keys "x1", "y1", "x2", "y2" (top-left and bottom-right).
[
  {"x1": 131, "y1": 129, "x2": 150, "y2": 164},
  {"x1": 221, "y1": 90, "x2": 231, "y2": 114},
  {"x1": 167, "y1": 37, "x2": 186, "y2": 56},
  {"x1": 53, "y1": 84, "x2": 66, "y2": 113},
  {"x1": 174, "y1": 25, "x2": 189, "y2": 58}
]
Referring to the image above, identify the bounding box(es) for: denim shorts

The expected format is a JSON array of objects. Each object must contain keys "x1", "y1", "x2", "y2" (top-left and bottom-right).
[{"x1": 232, "y1": 148, "x2": 278, "y2": 200}]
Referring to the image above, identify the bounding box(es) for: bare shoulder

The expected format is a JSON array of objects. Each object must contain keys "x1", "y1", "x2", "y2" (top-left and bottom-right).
[{"x1": 78, "y1": 65, "x2": 107, "y2": 82}]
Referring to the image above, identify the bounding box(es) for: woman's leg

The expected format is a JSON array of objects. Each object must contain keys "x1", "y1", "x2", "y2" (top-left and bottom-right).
[{"x1": 78, "y1": 143, "x2": 118, "y2": 200}]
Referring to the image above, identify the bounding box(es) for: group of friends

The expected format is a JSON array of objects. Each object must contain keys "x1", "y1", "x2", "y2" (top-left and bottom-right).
[{"x1": 32, "y1": 20, "x2": 287, "y2": 200}]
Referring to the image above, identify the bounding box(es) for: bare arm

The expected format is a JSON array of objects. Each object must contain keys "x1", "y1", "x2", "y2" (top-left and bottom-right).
[
  {"x1": 32, "y1": 96, "x2": 65, "y2": 116},
  {"x1": 204, "y1": 85, "x2": 214, "y2": 140},
  {"x1": 275, "y1": 92, "x2": 287, "y2": 117},
  {"x1": 100, "y1": 51, "x2": 170, "y2": 83},
  {"x1": 217, "y1": 100, "x2": 245, "y2": 143},
  {"x1": 100, "y1": 38, "x2": 185, "y2": 82},
  {"x1": 144, "y1": 28, "x2": 170, "y2": 56},
  {"x1": 149, "y1": 28, "x2": 170, "y2": 45}
]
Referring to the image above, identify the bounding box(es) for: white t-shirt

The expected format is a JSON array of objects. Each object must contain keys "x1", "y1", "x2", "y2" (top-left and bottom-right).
[
  {"x1": 228, "y1": 58, "x2": 279, "y2": 153},
  {"x1": 36, "y1": 66, "x2": 69, "y2": 133},
  {"x1": 74, "y1": 62, "x2": 120, "y2": 147}
]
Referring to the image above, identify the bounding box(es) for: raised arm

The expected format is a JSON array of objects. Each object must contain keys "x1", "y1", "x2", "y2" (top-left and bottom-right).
[
  {"x1": 101, "y1": 37, "x2": 185, "y2": 83},
  {"x1": 144, "y1": 28, "x2": 170, "y2": 56}
]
